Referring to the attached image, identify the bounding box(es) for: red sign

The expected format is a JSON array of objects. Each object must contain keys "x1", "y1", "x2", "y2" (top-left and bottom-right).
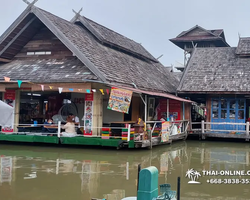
[
  {"x1": 4, "y1": 90, "x2": 15, "y2": 100},
  {"x1": 85, "y1": 93, "x2": 93, "y2": 101}
]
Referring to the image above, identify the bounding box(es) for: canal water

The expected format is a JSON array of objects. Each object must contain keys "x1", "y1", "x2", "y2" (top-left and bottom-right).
[{"x1": 0, "y1": 141, "x2": 250, "y2": 200}]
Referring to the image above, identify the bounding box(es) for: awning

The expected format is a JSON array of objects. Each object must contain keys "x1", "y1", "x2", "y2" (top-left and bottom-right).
[{"x1": 109, "y1": 85, "x2": 193, "y2": 103}]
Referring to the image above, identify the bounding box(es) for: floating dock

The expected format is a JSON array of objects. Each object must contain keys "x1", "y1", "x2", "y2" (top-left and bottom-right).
[{"x1": 0, "y1": 132, "x2": 186, "y2": 149}]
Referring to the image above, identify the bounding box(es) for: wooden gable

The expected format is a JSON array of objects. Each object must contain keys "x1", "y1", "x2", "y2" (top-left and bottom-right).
[
  {"x1": 181, "y1": 27, "x2": 213, "y2": 38},
  {"x1": 15, "y1": 25, "x2": 73, "y2": 59}
]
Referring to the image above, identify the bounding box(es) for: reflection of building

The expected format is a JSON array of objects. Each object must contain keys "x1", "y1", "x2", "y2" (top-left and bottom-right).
[
  {"x1": 104, "y1": 189, "x2": 125, "y2": 200},
  {"x1": 0, "y1": 156, "x2": 16, "y2": 185}
]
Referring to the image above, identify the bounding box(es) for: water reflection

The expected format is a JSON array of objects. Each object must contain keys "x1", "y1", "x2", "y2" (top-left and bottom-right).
[{"x1": 0, "y1": 141, "x2": 250, "y2": 199}]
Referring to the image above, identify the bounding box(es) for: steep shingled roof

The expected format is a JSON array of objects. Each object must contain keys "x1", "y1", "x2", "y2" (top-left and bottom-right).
[
  {"x1": 0, "y1": 58, "x2": 97, "y2": 82},
  {"x1": 0, "y1": 6, "x2": 179, "y2": 93},
  {"x1": 236, "y1": 37, "x2": 250, "y2": 55},
  {"x1": 177, "y1": 46, "x2": 250, "y2": 92}
]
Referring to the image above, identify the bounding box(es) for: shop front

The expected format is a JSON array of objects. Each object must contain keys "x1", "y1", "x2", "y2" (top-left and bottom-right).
[{"x1": 210, "y1": 97, "x2": 246, "y2": 131}]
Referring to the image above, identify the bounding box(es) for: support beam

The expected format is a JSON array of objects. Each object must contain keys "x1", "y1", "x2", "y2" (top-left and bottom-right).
[
  {"x1": 92, "y1": 92, "x2": 103, "y2": 136},
  {"x1": 14, "y1": 90, "x2": 20, "y2": 133},
  {"x1": 0, "y1": 17, "x2": 36, "y2": 56},
  {"x1": 144, "y1": 95, "x2": 147, "y2": 124}
]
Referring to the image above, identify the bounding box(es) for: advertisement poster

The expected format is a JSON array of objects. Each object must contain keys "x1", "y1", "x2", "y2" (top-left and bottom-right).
[
  {"x1": 84, "y1": 93, "x2": 93, "y2": 136},
  {"x1": 2, "y1": 90, "x2": 15, "y2": 133},
  {"x1": 161, "y1": 121, "x2": 170, "y2": 142},
  {"x1": 107, "y1": 87, "x2": 133, "y2": 114},
  {"x1": 0, "y1": 156, "x2": 12, "y2": 184}
]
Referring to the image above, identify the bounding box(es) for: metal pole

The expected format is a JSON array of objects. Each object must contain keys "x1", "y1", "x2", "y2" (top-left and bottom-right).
[
  {"x1": 177, "y1": 176, "x2": 181, "y2": 200},
  {"x1": 137, "y1": 164, "x2": 141, "y2": 191}
]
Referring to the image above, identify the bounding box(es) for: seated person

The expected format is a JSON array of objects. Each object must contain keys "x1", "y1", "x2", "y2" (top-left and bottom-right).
[
  {"x1": 42, "y1": 119, "x2": 57, "y2": 133},
  {"x1": 61, "y1": 115, "x2": 77, "y2": 137}
]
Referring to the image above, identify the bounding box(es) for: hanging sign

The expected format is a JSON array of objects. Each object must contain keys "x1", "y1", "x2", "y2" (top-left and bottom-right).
[
  {"x1": 107, "y1": 87, "x2": 133, "y2": 114},
  {"x1": 2, "y1": 90, "x2": 15, "y2": 133},
  {"x1": 84, "y1": 93, "x2": 93, "y2": 136},
  {"x1": 161, "y1": 121, "x2": 170, "y2": 142}
]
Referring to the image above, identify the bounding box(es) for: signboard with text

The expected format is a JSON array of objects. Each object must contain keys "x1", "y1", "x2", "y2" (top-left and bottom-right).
[
  {"x1": 84, "y1": 93, "x2": 93, "y2": 136},
  {"x1": 107, "y1": 87, "x2": 133, "y2": 114},
  {"x1": 161, "y1": 121, "x2": 170, "y2": 142}
]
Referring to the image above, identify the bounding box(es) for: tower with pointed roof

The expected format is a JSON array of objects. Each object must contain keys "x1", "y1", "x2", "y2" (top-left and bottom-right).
[{"x1": 169, "y1": 25, "x2": 230, "y2": 71}]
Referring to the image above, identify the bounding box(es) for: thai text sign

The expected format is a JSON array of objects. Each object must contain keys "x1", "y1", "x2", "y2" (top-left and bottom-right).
[
  {"x1": 161, "y1": 121, "x2": 170, "y2": 142},
  {"x1": 107, "y1": 87, "x2": 133, "y2": 114}
]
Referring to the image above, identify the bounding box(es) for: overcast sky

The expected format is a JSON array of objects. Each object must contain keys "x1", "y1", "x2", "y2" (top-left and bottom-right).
[{"x1": 1, "y1": 0, "x2": 250, "y2": 66}]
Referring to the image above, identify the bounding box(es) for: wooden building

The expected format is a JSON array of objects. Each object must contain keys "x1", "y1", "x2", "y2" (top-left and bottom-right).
[
  {"x1": 170, "y1": 25, "x2": 230, "y2": 70},
  {"x1": 177, "y1": 37, "x2": 250, "y2": 134},
  {"x1": 0, "y1": 2, "x2": 192, "y2": 146}
]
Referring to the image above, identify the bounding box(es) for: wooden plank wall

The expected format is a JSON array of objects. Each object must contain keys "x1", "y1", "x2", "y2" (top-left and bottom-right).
[{"x1": 14, "y1": 26, "x2": 73, "y2": 59}]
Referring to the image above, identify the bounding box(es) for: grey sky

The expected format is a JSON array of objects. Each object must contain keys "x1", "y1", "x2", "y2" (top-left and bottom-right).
[{"x1": 0, "y1": 0, "x2": 250, "y2": 66}]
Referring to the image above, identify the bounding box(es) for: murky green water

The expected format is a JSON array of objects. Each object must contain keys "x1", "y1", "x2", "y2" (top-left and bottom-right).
[{"x1": 0, "y1": 141, "x2": 250, "y2": 200}]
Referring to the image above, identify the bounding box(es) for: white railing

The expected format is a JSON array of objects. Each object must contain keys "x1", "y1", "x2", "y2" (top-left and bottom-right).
[{"x1": 191, "y1": 120, "x2": 250, "y2": 137}]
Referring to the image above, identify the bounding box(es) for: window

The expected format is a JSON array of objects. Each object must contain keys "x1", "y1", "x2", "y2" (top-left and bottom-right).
[
  {"x1": 212, "y1": 99, "x2": 219, "y2": 119},
  {"x1": 229, "y1": 100, "x2": 236, "y2": 119},
  {"x1": 238, "y1": 99, "x2": 245, "y2": 119},
  {"x1": 221, "y1": 99, "x2": 227, "y2": 119},
  {"x1": 27, "y1": 51, "x2": 51, "y2": 56}
]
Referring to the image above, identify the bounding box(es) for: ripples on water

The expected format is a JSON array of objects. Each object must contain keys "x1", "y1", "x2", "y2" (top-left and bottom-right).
[{"x1": 0, "y1": 141, "x2": 250, "y2": 200}]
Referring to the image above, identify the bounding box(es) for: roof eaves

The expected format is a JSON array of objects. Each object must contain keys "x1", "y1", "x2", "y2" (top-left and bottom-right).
[
  {"x1": 0, "y1": 5, "x2": 33, "y2": 44},
  {"x1": 31, "y1": 7, "x2": 107, "y2": 83}
]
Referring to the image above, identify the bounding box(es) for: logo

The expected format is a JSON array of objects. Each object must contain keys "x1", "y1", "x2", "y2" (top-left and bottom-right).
[{"x1": 185, "y1": 168, "x2": 201, "y2": 184}]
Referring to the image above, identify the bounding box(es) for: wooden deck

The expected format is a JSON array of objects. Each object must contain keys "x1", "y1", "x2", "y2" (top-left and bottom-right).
[{"x1": 188, "y1": 130, "x2": 250, "y2": 141}]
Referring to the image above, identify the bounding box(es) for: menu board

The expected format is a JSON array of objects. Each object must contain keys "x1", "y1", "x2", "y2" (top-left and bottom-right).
[
  {"x1": 107, "y1": 87, "x2": 133, "y2": 114},
  {"x1": 84, "y1": 93, "x2": 93, "y2": 136}
]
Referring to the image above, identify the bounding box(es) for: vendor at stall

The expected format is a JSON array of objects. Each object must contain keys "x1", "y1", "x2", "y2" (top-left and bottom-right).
[{"x1": 133, "y1": 118, "x2": 146, "y2": 141}]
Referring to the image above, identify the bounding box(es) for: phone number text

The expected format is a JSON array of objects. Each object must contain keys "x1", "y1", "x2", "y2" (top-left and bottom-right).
[{"x1": 207, "y1": 179, "x2": 250, "y2": 184}]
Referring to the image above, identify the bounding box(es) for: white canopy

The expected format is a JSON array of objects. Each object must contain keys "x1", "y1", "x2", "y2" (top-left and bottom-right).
[{"x1": 0, "y1": 100, "x2": 14, "y2": 128}]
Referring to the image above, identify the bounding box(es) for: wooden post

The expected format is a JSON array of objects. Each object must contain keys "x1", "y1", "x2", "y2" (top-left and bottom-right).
[
  {"x1": 246, "y1": 122, "x2": 249, "y2": 141},
  {"x1": 127, "y1": 124, "x2": 131, "y2": 142},
  {"x1": 57, "y1": 121, "x2": 61, "y2": 138},
  {"x1": 167, "y1": 99, "x2": 169, "y2": 119},
  {"x1": 201, "y1": 120, "x2": 205, "y2": 140},
  {"x1": 92, "y1": 92, "x2": 103, "y2": 136},
  {"x1": 150, "y1": 123, "x2": 156, "y2": 150},
  {"x1": 14, "y1": 90, "x2": 20, "y2": 133},
  {"x1": 144, "y1": 95, "x2": 147, "y2": 126}
]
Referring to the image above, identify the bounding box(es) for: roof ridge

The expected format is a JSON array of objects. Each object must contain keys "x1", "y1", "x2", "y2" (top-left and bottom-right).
[{"x1": 83, "y1": 16, "x2": 140, "y2": 45}]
